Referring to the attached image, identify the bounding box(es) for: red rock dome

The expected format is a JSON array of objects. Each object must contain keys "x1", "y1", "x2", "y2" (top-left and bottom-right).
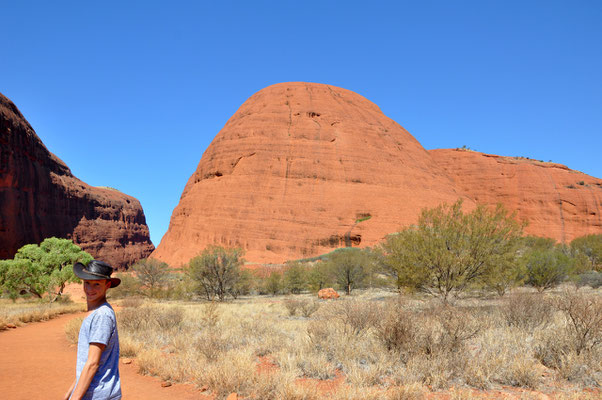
[{"x1": 153, "y1": 82, "x2": 469, "y2": 265}]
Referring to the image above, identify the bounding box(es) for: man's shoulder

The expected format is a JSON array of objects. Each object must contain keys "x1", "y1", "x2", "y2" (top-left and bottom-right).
[{"x1": 93, "y1": 303, "x2": 116, "y2": 320}]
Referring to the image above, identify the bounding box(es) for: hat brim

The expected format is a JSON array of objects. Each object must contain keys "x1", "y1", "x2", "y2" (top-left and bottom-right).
[{"x1": 73, "y1": 262, "x2": 121, "y2": 288}]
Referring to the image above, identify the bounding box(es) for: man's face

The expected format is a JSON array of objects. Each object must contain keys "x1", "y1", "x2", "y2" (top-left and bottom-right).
[{"x1": 83, "y1": 279, "x2": 110, "y2": 302}]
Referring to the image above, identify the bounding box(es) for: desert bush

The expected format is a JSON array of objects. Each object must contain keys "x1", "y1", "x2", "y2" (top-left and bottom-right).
[
  {"x1": 306, "y1": 264, "x2": 332, "y2": 292},
  {"x1": 108, "y1": 273, "x2": 141, "y2": 299},
  {"x1": 374, "y1": 300, "x2": 416, "y2": 355},
  {"x1": 187, "y1": 246, "x2": 244, "y2": 301},
  {"x1": 523, "y1": 247, "x2": 575, "y2": 292},
  {"x1": 130, "y1": 258, "x2": 172, "y2": 298},
  {"x1": 196, "y1": 330, "x2": 230, "y2": 361},
  {"x1": 319, "y1": 298, "x2": 379, "y2": 336},
  {"x1": 201, "y1": 301, "x2": 221, "y2": 327},
  {"x1": 283, "y1": 298, "x2": 319, "y2": 317},
  {"x1": 382, "y1": 200, "x2": 523, "y2": 302},
  {"x1": 265, "y1": 271, "x2": 283, "y2": 295},
  {"x1": 324, "y1": 248, "x2": 368, "y2": 295},
  {"x1": 284, "y1": 262, "x2": 308, "y2": 294},
  {"x1": 155, "y1": 307, "x2": 184, "y2": 330},
  {"x1": 117, "y1": 305, "x2": 154, "y2": 331},
  {"x1": 555, "y1": 291, "x2": 602, "y2": 355},
  {"x1": 64, "y1": 316, "x2": 83, "y2": 344},
  {"x1": 419, "y1": 305, "x2": 482, "y2": 355},
  {"x1": 501, "y1": 292, "x2": 554, "y2": 330},
  {"x1": 119, "y1": 297, "x2": 143, "y2": 308},
  {"x1": 571, "y1": 233, "x2": 602, "y2": 271},
  {"x1": 576, "y1": 271, "x2": 602, "y2": 289},
  {"x1": 284, "y1": 297, "x2": 302, "y2": 316},
  {"x1": 298, "y1": 299, "x2": 320, "y2": 317}
]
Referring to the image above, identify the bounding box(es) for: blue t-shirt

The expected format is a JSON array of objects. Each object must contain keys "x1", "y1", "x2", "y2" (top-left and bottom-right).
[{"x1": 71, "y1": 303, "x2": 121, "y2": 400}]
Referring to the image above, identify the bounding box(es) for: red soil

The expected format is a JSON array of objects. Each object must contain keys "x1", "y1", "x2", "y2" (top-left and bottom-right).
[{"x1": 0, "y1": 312, "x2": 203, "y2": 400}]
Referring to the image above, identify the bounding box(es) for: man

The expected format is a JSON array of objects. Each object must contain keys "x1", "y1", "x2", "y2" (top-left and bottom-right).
[{"x1": 64, "y1": 260, "x2": 122, "y2": 400}]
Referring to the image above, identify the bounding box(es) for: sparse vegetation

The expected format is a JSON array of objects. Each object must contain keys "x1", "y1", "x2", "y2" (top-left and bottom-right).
[
  {"x1": 107, "y1": 286, "x2": 601, "y2": 398},
  {"x1": 1, "y1": 299, "x2": 84, "y2": 331}
]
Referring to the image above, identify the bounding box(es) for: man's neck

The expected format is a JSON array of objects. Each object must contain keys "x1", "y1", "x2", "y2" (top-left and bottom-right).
[{"x1": 87, "y1": 297, "x2": 107, "y2": 311}]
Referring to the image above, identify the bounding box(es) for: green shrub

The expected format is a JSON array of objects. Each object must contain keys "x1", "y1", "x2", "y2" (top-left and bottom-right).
[{"x1": 576, "y1": 271, "x2": 602, "y2": 289}]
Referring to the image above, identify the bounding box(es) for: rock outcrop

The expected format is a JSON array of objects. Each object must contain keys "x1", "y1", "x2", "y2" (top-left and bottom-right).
[
  {"x1": 0, "y1": 92, "x2": 154, "y2": 269},
  {"x1": 430, "y1": 149, "x2": 602, "y2": 242},
  {"x1": 318, "y1": 288, "x2": 340, "y2": 300},
  {"x1": 153, "y1": 82, "x2": 469, "y2": 265}
]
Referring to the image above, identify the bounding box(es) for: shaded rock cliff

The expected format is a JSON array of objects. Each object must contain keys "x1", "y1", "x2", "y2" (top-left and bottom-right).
[
  {"x1": 430, "y1": 149, "x2": 602, "y2": 243},
  {"x1": 0, "y1": 92, "x2": 154, "y2": 269},
  {"x1": 153, "y1": 82, "x2": 470, "y2": 265}
]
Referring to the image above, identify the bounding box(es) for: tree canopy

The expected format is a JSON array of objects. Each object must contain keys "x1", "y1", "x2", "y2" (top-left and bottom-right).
[
  {"x1": 382, "y1": 200, "x2": 523, "y2": 302},
  {"x1": 0, "y1": 237, "x2": 93, "y2": 301},
  {"x1": 187, "y1": 246, "x2": 244, "y2": 301}
]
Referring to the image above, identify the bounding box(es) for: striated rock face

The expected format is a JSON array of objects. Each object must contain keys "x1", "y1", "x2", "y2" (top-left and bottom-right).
[
  {"x1": 0, "y1": 92, "x2": 154, "y2": 269},
  {"x1": 430, "y1": 149, "x2": 602, "y2": 243},
  {"x1": 153, "y1": 82, "x2": 469, "y2": 265}
]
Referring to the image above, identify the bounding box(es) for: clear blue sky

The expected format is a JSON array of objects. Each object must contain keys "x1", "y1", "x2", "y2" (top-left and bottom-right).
[{"x1": 2, "y1": 1, "x2": 601, "y2": 246}]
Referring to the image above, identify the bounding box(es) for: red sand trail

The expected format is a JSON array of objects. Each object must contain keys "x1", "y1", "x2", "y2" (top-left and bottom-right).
[{"x1": 0, "y1": 312, "x2": 202, "y2": 400}]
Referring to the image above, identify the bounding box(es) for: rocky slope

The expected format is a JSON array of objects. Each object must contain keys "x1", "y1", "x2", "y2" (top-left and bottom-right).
[
  {"x1": 430, "y1": 149, "x2": 602, "y2": 242},
  {"x1": 153, "y1": 82, "x2": 471, "y2": 265},
  {"x1": 0, "y1": 92, "x2": 154, "y2": 269}
]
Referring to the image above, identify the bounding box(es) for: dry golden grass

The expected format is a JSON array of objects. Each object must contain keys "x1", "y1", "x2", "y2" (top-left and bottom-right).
[
  {"x1": 109, "y1": 288, "x2": 602, "y2": 399},
  {"x1": 0, "y1": 298, "x2": 84, "y2": 330}
]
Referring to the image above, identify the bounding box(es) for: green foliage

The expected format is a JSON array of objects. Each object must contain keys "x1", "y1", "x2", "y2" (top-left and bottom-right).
[
  {"x1": 523, "y1": 246, "x2": 575, "y2": 292},
  {"x1": 265, "y1": 271, "x2": 282, "y2": 295},
  {"x1": 305, "y1": 264, "x2": 330, "y2": 292},
  {"x1": 571, "y1": 234, "x2": 602, "y2": 271},
  {"x1": 324, "y1": 247, "x2": 368, "y2": 295},
  {"x1": 131, "y1": 258, "x2": 171, "y2": 298},
  {"x1": 232, "y1": 269, "x2": 254, "y2": 298},
  {"x1": 576, "y1": 271, "x2": 602, "y2": 289},
  {"x1": 382, "y1": 200, "x2": 523, "y2": 302},
  {"x1": 355, "y1": 215, "x2": 372, "y2": 224},
  {"x1": 519, "y1": 236, "x2": 557, "y2": 251},
  {"x1": 283, "y1": 262, "x2": 307, "y2": 294},
  {"x1": 107, "y1": 273, "x2": 141, "y2": 299},
  {"x1": 0, "y1": 238, "x2": 92, "y2": 301},
  {"x1": 187, "y1": 246, "x2": 244, "y2": 301}
]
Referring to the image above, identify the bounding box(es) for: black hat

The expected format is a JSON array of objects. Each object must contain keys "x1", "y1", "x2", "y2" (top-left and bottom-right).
[{"x1": 73, "y1": 260, "x2": 121, "y2": 288}]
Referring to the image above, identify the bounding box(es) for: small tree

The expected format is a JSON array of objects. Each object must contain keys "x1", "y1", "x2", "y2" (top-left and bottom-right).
[
  {"x1": 265, "y1": 271, "x2": 283, "y2": 295},
  {"x1": 571, "y1": 234, "x2": 602, "y2": 272},
  {"x1": 306, "y1": 264, "x2": 331, "y2": 292},
  {"x1": 523, "y1": 246, "x2": 575, "y2": 292},
  {"x1": 284, "y1": 262, "x2": 307, "y2": 294},
  {"x1": 0, "y1": 238, "x2": 92, "y2": 301},
  {"x1": 131, "y1": 258, "x2": 171, "y2": 298},
  {"x1": 187, "y1": 246, "x2": 244, "y2": 301},
  {"x1": 326, "y1": 248, "x2": 368, "y2": 295},
  {"x1": 382, "y1": 200, "x2": 523, "y2": 302}
]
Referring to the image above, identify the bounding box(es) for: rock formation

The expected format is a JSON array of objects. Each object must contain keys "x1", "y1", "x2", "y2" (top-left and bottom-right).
[
  {"x1": 153, "y1": 82, "x2": 470, "y2": 265},
  {"x1": 0, "y1": 92, "x2": 154, "y2": 269},
  {"x1": 318, "y1": 288, "x2": 340, "y2": 300},
  {"x1": 430, "y1": 149, "x2": 602, "y2": 243}
]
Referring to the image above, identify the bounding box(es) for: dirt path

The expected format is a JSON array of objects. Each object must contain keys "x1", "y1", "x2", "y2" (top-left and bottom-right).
[{"x1": 0, "y1": 312, "x2": 202, "y2": 400}]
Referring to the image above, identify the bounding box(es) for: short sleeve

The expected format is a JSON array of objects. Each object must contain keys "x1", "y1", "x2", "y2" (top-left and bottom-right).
[{"x1": 88, "y1": 312, "x2": 114, "y2": 346}]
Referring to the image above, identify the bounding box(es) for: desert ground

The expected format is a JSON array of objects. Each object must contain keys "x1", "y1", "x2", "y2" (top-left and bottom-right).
[{"x1": 2, "y1": 284, "x2": 599, "y2": 400}]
